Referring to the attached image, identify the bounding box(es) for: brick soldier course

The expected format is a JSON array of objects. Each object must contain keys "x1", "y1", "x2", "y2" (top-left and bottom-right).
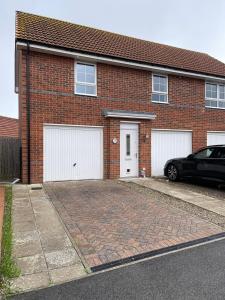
[{"x1": 44, "y1": 181, "x2": 223, "y2": 268}]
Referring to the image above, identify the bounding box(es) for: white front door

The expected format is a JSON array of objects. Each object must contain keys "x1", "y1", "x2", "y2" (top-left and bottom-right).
[{"x1": 120, "y1": 123, "x2": 139, "y2": 177}]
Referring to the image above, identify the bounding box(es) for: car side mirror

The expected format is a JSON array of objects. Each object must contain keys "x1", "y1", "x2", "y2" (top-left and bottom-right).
[{"x1": 187, "y1": 154, "x2": 194, "y2": 160}]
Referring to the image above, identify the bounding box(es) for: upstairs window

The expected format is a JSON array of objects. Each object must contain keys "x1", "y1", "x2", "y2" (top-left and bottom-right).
[
  {"x1": 75, "y1": 62, "x2": 97, "y2": 96},
  {"x1": 205, "y1": 82, "x2": 225, "y2": 109},
  {"x1": 152, "y1": 74, "x2": 168, "y2": 103}
]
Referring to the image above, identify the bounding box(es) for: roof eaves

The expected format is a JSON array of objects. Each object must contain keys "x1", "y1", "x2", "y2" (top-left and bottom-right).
[{"x1": 16, "y1": 38, "x2": 225, "y2": 80}]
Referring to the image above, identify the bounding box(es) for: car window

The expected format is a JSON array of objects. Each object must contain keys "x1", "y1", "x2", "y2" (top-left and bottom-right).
[
  {"x1": 213, "y1": 148, "x2": 225, "y2": 158},
  {"x1": 194, "y1": 148, "x2": 214, "y2": 159}
]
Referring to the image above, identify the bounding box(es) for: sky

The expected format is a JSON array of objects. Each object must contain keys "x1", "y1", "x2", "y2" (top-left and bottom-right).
[{"x1": 1, "y1": 0, "x2": 225, "y2": 118}]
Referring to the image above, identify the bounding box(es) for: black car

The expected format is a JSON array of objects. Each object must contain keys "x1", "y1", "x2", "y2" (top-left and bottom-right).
[{"x1": 164, "y1": 145, "x2": 225, "y2": 182}]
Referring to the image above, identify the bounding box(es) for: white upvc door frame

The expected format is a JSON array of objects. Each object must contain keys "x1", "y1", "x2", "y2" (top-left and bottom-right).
[{"x1": 120, "y1": 123, "x2": 139, "y2": 178}]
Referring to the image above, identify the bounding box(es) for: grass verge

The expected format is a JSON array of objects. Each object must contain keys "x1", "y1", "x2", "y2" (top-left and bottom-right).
[{"x1": 0, "y1": 185, "x2": 20, "y2": 295}]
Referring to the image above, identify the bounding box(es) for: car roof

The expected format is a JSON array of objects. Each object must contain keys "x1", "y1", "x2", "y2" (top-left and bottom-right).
[{"x1": 208, "y1": 145, "x2": 225, "y2": 148}]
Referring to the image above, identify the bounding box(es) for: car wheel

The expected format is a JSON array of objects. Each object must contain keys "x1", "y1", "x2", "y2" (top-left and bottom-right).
[{"x1": 167, "y1": 164, "x2": 179, "y2": 181}]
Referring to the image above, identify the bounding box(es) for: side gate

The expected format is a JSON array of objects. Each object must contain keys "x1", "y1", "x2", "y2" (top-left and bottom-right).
[{"x1": 0, "y1": 137, "x2": 21, "y2": 181}]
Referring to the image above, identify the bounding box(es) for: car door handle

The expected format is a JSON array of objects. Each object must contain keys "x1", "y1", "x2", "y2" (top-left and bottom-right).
[{"x1": 73, "y1": 163, "x2": 77, "y2": 167}]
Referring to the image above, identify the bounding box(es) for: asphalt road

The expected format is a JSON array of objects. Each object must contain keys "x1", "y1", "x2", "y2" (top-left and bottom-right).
[{"x1": 10, "y1": 238, "x2": 225, "y2": 300}]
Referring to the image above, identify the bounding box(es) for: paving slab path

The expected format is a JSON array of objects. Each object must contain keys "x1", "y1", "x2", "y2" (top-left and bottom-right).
[{"x1": 11, "y1": 185, "x2": 87, "y2": 293}]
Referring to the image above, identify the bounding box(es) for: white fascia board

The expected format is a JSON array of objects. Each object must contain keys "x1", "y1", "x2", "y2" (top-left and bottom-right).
[{"x1": 16, "y1": 41, "x2": 225, "y2": 83}]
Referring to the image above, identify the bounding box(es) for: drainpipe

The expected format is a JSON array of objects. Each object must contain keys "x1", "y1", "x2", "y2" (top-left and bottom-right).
[{"x1": 26, "y1": 42, "x2": 31, "y2": 184}]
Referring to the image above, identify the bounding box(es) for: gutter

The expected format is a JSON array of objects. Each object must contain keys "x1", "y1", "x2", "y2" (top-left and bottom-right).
[
  {"x1": 16, "y1": 41, "x2": 225, "y2": 84},
  {"x1": 25, "y1": 42, "x2": 31, "y2": 184}
]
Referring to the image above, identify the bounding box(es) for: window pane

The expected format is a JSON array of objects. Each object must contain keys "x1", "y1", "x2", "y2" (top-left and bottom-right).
[
  {"x1": 210, "y1": 100, "x2": 217, "y2": 107},
  {"x1": 206, "y1": 85, "x2": 211, "y2": 92},
  {"x1": 77, "y1": 72, "x2": 85, "y2": 82},
  {"x1": 76, "y1": 63, "x2": 96, "y2": 95},
  {"x1": 153, "y1": 83, "x2": 160, "y2": 92},
  {"x1": 219, "y1": 101, "x2": 225, "y2": 108},
  {"x1": 85, "y1": 65, "x2": 95, "y2": 75},
  {"x1": 212, "y1": 90, "x2": 217, "y2": 98},
  {"x1": 152, "y1": 93, "x2": 167, "y2": 102},
  {"x1": 219, "y1": 85, "x2": 225, "y2": 100},
  {"x1": 85, "y1": 85, "x2": 96, "y2": 95},
  {"x1": 206, "y1": 90, "x2": 212, "y2": 98},
  {"x1": 205, "y1": 99, "x2": 217, "y2": 108},
  {"x1": 126, "y1": 134, "x2": 130, "y2": 156},
  {"x1": 205, "y1": 100, "x2": 211, "y2": 107},
  {"x1": 220, "y1": 92, "x2": 225, "y2": 100},
  {"x1": 76, "y1": 84, "x2": 86, "y2": 94},
  {"x1": 76, "y1": 63, "x2": 85, "y2": 73},
  {"x1": 153, "y1": 75, "x2": 167, "y2": 93},
  {"x1": 152, "y1": 93, "x2": 160, "y2": 102},
  {"x1": 206, "y1": 83, "x2": 217, "y2": 99},
  {"x1": 86, "y1": 73, "x2": 95, "y2": 84},
  {"x1": 160, "y1": 76, "x2": 166, "y2": 85},
  {"x1": 159, "y1": 94, "x2": 167, "y2": 102},
  {"x1": 212, "y1": 85, "x2": 217, "y2": 92},
  {"x1": 160, "y1": 84, "x2": 167, "y2": 92},
  {"x1": 153, "y1": 75, "x2": 160, "y2": 84}
]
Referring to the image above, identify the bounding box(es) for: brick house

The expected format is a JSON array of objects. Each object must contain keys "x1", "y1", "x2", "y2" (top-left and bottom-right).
[
  {"x1": 15, "y1": 12, "x2": 225, "y2": 184},
  {"x1": 0, "y1": 116, "x2": 19, "y2": 138}
]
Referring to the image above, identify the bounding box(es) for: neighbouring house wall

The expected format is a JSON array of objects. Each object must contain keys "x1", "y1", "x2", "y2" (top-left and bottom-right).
[
  {"x1": 19, "y1": 50, "x2": 225, "y2": 183},
  {"x1": 0, "y1": 117, "x2": 19, "y2": 138}
]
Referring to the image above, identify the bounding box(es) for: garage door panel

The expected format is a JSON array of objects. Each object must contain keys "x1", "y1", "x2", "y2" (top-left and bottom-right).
[
  {"x1": 151, "y1": 130, "x2": 192, "y2": 176},
  {"x1": 207, "y1": 132, "x2": 225, "y2": 146},
  {"x1": 44, "y1": 126, "x2": 103, "y2": 182},
  {"x1": 75, "y1": 128, "x2": 103, "y2": 180}
]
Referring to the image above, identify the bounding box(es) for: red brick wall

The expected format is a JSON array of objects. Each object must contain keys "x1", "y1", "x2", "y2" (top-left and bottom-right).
[
  {"x1": 0, "y1": 117, "x2": 19, "y2": 138},
  {"x1": 18, "y1": 50, "x2": 225, "y2": 183}
]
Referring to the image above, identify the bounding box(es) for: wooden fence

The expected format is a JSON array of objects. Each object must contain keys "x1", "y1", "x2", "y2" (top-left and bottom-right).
[{"x1": 0, "y1": 137, "x2": 21, "y2": 181}]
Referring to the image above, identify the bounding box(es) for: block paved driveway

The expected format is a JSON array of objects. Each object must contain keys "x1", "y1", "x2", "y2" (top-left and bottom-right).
[{"x1": 44, "y1": 180, "x2": 222, "y2": 269}]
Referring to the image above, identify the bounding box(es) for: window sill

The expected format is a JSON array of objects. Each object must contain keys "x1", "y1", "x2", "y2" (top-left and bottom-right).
[
  {"x1": 151, "y1": 101, "x2": 169, "y2": 104},
  {"x1": 75, "y1": 93, "x2": 97, "y2": 97},
  {"x1": 205, "y1": 105, "x2": 225, "y2": 110}
]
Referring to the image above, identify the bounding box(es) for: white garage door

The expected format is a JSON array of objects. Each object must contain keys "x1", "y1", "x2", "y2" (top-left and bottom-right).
[
  {"x1": 44, "y1": 125, "x2": 103, "y2": 182},
  {"x1": 207, "y1": 132, "x2": 225, "y2": 146},
  {"x1": 151, "y1": 130, "x2": 192, "y2": 176}
]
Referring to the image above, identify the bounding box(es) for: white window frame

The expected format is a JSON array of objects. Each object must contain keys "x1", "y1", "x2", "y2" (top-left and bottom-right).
[
  {"x1": 152, "y1": 74, "x2": 168, "y2": 104},
  {"x1": 75, "y1": 61, "x2": 97, "y2": 96},
  {"x1": 205, "y1": 82, "x2": 225, "y2": 109}
]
